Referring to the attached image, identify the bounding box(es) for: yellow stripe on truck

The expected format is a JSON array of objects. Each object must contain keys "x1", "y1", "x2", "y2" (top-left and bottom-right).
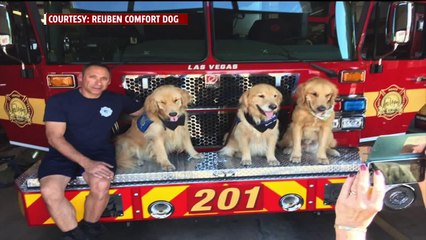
[
  {"x1": 262, "y1": 181, "x2": 307, "y2": 210},
  {"x1": 42, "y1": 189, "x2": 118, "y2": 224},
  {"x1": 365, "y1": 88, "x2": 426, "y2": 117},
  {"x1": 28, "y1": 98, "x2": 46, "y2": 125},
  {"x1": 316, "y1": 179, "x2": 346, "y2": 209},
  {"x1": 0, "y1": 96, "x2": 46, "y2": 125},
  {"x1": 24, "y1": 193, "x2": 42, "y2": 208},
  {"x1": 142, "y1": 186, "x2": 189, "y2": 219}
]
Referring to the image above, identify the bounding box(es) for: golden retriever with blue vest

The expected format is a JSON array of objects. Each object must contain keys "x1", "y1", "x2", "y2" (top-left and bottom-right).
[{"x1": 115, "y1": 85, "x2": 202, "y2": 171}]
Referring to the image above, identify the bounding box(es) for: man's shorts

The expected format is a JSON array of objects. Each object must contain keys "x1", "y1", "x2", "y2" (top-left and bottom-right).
[{"x1": 38, "y1": 148, "x2": 116, "y2": 180}]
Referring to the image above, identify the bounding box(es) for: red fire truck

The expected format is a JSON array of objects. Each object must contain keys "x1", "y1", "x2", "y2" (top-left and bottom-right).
[{"x1": 0, "y1": 1, "x2": 425, "y2": 226}]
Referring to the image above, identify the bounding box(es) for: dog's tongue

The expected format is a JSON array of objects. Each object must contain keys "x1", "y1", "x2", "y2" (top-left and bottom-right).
[
  {"x1": 265, "y1": 111, "x2": 274, "y2": 120},
  {"x1": 170, "y1": 116, "x2": 179, "y2": 122}
]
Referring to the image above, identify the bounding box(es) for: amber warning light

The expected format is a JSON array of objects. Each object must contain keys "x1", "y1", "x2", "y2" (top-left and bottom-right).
[
  {"x1": 45, "y1": 13, "x2": 188, "y2": 25},
  {"x1": 47, "y1": 75, "x2": 76, "y2": 88},
  {"x1": 339, "y1": 70, "x2": 366, "y2": 83}
]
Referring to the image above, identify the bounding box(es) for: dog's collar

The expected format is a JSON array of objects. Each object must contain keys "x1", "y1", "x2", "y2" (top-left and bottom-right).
[
  {"x1": 137, "y1": 113, "x2": 154, "y2": 133},
  {"x1": 310, "y1": 108, "x2": 334, "y2": 121},
  {"x1": 238, "y1": 112, "x2": 278, "y2": 133},
  {"x1": 161, "y1": 115, "x2": 186, "y2": 131}
]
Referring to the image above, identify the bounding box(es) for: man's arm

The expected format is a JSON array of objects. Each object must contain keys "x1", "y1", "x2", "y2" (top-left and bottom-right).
[{"x1": 45, "y1": 121, "x2": 113, "y2": 179}]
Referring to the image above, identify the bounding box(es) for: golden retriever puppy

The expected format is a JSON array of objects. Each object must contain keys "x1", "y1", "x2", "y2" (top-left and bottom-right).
[
  {"x1": 115, "y1": 85, "x2": 202, "y2": 171},
  {"x1": 220, "y1": 84, "x2": 283, "y2": 166},
  {"x1": 279, "y1": 77, "x2": 340, "y2": 164}
]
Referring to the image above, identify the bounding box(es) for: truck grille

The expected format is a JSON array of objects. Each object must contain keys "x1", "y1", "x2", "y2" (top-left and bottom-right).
[
  {"x1": 122, "y1": 73, "x2": 298, "y2": 148},
  {"x1": 123, "y1": 73, "x2": 299, "y2": 107}
]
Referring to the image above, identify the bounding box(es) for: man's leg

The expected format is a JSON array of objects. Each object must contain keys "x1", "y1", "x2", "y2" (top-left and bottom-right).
[
  {"x1": 82, "y1": 172, "x2": 111, "y2": 221},
  {"x1": 40, "y1": 175, "x2": 77, "y2": 231},
  {"x1": 80, "y1": 172, "x2": 111, "y2": 237}
]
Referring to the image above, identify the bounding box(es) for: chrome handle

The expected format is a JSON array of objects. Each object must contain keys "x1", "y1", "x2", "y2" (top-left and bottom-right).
[{"x1": 416, "y1": 76, "x2": 426, "y2": 82}]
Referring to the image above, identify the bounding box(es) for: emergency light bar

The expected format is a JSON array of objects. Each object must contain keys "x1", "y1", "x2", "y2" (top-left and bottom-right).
[
  {"x1": 341, "y1": 98, "x2": 366, "y2": 112},
  {"x1": 333, "y1": 96, "x2": 366, "y2": 131}
]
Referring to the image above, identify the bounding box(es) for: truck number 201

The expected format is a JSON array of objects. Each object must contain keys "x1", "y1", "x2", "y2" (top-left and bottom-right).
[{"x1": 190, "y1": 186, "x2": 261, "y2": 212}]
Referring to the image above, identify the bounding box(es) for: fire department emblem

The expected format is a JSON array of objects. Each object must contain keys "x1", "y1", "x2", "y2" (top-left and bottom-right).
[
  {"x1": 4, "y1": 91, "x2": 34, "y2": 128},
  {"x1": 373, "y1": 85, "x2": 408, "y2": 120}
]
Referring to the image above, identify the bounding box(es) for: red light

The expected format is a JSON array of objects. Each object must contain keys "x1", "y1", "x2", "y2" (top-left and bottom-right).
[{"x1": 334, "y1": 101, "x2": 342, "y2": 111}]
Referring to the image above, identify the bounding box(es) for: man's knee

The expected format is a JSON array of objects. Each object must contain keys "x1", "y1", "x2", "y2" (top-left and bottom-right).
[
  {"x1": 89, "y1": 179, "x2": 111, "y2": 198},
  {"x1": 40, "y1": 176, "x2": 68, "y2": 203}
]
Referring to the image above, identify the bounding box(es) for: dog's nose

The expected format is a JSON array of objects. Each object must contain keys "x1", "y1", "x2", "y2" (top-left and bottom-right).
[
  {"x1": 169, "y1": 112, "x2": 178, "y2": 117},
  {"x1": 317, "y1": 106, "x2": 327, "y2": 112},
  {"x1": 269, "y1": 104, "x2": 277, "y2": 110}
]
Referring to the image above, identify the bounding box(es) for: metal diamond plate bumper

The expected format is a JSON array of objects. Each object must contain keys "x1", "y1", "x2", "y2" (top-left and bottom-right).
[{"x1": 16, "y1": 147, "x2": 360, "y2": 192}]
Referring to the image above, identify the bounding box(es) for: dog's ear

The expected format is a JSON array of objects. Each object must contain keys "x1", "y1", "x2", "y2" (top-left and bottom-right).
[
  {"x1": 180, "y1": 89, "x2": 192, "y2": 108},
  {"x1": 295, "y1": 82, "x2": 306, "y2": 106},
  {"x1": 144, "y1": 94, "x2": 158, "y2": 114},
  {"x1": 239, "y1": 88, "x2": 250, "y2": 111}
]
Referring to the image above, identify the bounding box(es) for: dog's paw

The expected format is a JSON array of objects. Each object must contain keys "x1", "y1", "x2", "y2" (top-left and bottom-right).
[
  {"x1": 240, "y1": 159, "x2": 252, "y2": 166},
  {"x1": 191, "y1": 152, "x2": 204, "y2": 159},
  {"x1": 283, "y1": 148, "x2": 292, "y2": 155},
  {"x1": 161, "y1": 163, "x2": 176, "y2": 171},
  {"x1": 289, "y1": 154, "x2": 301, "y2": 163},
  {"x1": 267, "y1": 158, "x2": 280, "y2": 166},
  {"x1": 218, "y1": 147, "x2": 234, "y2": 157},
  {"x1": 318, "y1": 157, "x2": 330, "y2": 165},
  {"x1": 327, "y1": 149, "x2": 340, "y2": 157}
]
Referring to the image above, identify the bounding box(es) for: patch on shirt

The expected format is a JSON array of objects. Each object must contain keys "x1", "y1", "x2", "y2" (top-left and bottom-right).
[{"x1": 99, "y1": 106, "x2": 113, "y2": 117}]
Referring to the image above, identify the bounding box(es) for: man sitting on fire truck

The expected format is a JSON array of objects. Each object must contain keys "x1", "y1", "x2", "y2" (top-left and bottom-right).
[{"x1": 37, "y1": 63, "x2": 143, "y2": 240}]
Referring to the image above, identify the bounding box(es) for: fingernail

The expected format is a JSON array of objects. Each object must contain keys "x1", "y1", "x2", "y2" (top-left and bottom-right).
[
  {"x1": 360, "y1": 164, "x2": 367, "y2": 171},
  {"x1": 374, "y1": 170, "x2": 382, "y2": 175},
  {"x1": 349, "y1": 173, "x2": 356, "y2": 177}
]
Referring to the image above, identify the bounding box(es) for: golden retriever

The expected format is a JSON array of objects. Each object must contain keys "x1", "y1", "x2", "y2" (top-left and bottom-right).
[
  {"x1": 115, "y1": 85, "x2": 202, "y2": 171},
  {"x1": 219, "y1": 83, "x2": 283, "y2": 166},
  {"x1": 278, "y1": 77, "x2": 340, "y2": 164}
]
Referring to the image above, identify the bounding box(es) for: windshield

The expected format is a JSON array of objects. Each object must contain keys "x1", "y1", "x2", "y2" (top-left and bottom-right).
[
  {"x1": 45, "y1": 1, "x2": 206, "y2": 64},
  {"x1": 212, "y1": 1, "x2": 356, "y2": 62}
]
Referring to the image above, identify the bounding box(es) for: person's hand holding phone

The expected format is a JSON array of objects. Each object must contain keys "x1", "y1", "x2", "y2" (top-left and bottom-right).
[{"x1": 335, "y1": 164, "x2": 386, "y2": 240}]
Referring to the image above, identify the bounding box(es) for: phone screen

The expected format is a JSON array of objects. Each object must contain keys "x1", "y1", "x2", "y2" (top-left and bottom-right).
[{"x1": 369, "y1": 159, "x2": 426, "y2": 185}]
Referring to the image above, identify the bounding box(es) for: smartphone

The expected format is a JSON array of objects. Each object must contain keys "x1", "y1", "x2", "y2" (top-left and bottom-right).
[{"x1": 368, "y1": 158, "x2": 425, "y2": 185}]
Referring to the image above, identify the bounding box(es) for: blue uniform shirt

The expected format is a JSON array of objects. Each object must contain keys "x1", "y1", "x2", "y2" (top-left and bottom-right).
[{"x1": 44, "y1": 89, "x2": 141, "y2": 159}]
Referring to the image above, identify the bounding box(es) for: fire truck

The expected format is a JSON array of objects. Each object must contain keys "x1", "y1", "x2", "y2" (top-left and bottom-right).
[{"x1": 0, "y1": 1, "x2": 425, "y2": 226}]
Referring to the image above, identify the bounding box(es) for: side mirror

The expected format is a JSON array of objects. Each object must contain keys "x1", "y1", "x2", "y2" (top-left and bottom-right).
[
  {"x1": 386, "y1": 1, "x2": 414, "y2": 44},
  {"x1": 0, "y1": 3, "x2": 13, "y2": 46}
]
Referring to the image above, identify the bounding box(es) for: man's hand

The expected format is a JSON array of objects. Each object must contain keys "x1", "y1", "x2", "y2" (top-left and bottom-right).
[{"x1": 84, "y1": 160, "x2": 114, "y2": 179}]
